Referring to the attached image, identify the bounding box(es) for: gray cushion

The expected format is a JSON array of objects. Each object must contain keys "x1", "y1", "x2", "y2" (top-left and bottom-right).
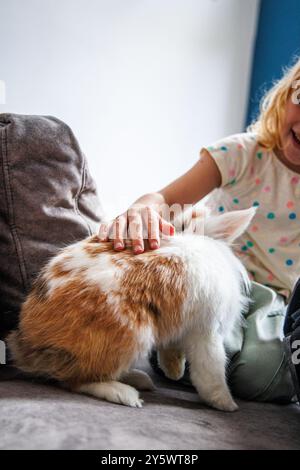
[
  {"x1": 0, "y1": 114, "x2": 103, "y2": 339},
  {"x1": 1, "y1": 360, "x2": 300, "y2": 449}
]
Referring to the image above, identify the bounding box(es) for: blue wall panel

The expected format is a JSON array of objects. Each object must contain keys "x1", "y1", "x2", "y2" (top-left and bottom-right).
[{"x1": 246, "y1": 0, "x2": 300, "y2": 127}]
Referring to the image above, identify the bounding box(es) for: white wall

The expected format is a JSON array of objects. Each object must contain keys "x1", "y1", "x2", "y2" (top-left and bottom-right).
[{"x1": 0, "y1": 0, "x2": 259, "y2": 218}]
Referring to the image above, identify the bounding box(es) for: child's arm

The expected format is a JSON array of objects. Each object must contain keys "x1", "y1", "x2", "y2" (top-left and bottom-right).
[
  {"x1": 100, "y1": 149, "x2": 221, "y2": 253},
  {"x1": 160, "y1": 148, "x2": 221, "y2": 206}
]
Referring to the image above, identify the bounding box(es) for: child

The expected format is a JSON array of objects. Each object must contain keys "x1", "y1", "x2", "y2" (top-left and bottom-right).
[{"x1": 99, "y1": 58, "x2": 300, "y2": 404}]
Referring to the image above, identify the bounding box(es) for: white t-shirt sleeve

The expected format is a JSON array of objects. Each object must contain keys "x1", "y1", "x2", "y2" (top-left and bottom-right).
[{"x1": 202, "y1": 133, "x2": 255, "y2": 188}]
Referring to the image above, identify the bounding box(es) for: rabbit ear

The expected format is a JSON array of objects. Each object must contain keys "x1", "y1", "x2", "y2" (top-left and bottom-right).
[{"x1": 204, "y1": 207, "x2": 256, "y2": 243}]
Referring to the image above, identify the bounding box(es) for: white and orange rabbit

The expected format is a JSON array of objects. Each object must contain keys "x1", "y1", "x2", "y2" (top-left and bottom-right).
[{"x1": 7, "y1": 207, "x2": 255, "y2": 411}]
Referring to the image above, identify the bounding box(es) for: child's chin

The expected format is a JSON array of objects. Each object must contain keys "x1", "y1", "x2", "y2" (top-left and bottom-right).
[
  {"x1": 288, "y1": 132, "x2": 300, "y2": 160},
  {"x1": 286, "y1": 150, "x2": 300, "y2": 167},
  {"x1": 284, "y1": 141, "x2": 300, "y2": 166}
]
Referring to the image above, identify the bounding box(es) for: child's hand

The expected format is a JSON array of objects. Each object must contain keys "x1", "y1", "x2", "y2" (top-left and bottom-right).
[{"x1": 99, "y1": 205, "x2": 175, "y2": 254}]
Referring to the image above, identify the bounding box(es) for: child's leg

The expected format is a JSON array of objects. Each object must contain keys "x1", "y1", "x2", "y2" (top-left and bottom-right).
[
  {"x1": 226, "y1": 282, "x2": 295, "y2": 403},
  {"x1": 284, "y1": 279, "x2": 300, "y2": 335},
  {"x1": 283, "y1": 278, "x2": 300, "y2": 402}
]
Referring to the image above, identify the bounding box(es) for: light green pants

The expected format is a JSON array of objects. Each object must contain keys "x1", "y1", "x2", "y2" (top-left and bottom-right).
[{"x1": 225, "y1": 281, "x2": 295, "y2": 403}]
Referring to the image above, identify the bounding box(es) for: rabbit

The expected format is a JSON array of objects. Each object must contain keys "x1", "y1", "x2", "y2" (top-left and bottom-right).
[{"x1": 7, "y1": 207, "x2": 255, "y2": 412}]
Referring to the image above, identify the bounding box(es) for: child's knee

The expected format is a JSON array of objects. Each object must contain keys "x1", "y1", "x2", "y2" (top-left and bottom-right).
[{"x1": 228, "y1": 344, "x2": 295, "y2": 403}]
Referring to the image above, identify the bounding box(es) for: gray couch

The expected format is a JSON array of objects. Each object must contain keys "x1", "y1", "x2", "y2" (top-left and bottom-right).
[{"x1": 1, "y1": 360, "x2": 300, "y2": 450}]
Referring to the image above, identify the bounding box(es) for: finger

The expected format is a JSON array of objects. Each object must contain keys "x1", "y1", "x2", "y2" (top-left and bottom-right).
[
  {"x1": 128, "y1": 214, "x2": 144, "y2": 254},
  {"x1": 146, "y1": 208, "x2": 160, "y2": 250},
  {"x1": 159, "y1": 217, "x2": 175, "y2": 238},
  {"x1": 98, "y1": 222, "x2": 112, "y2": 241},
  {"x1": 113, "y1": 215, "x2": 127, "y2": 250}
]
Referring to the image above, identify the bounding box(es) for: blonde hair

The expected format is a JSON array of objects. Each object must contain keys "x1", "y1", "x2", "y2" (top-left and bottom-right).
[{"x1": 248, "y1": 57, "x2": 300, "y2": 150}]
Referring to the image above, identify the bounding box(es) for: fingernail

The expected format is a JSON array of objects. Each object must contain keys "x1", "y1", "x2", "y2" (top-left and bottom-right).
[
  {"x1": 134, "y1": 246, "x2": 143, "y2": 254},
  {"x1": 150, "y1": 241, "x2": 159, "y2": 249},
  {"x1": 115, "y1": 242, "x2": 123, "y2": 250}
]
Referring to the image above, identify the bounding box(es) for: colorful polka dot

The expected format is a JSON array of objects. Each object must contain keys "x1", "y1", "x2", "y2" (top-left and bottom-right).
[
  {"x1": 267, "y1": 273, "x2": 275, "y2": 282},
  {"x1": 253, "y1": 201, "x2": 260, "y2": 207},
  {"x1": 267, "y1": 212, "x2": 275, "y2": 219},
  {"x1": 246, "y1": 241, "x2": 254, "y2": 248},
  {"x1": 286, "y1": 201, "x2": 294, "y2": 209},
  {"x1": 229, "y1": 179, "x2": 236, "y2": 185},
  {"x1": 218, "y1": 206, "x2": 224, "y2": 212},
  {"x1": 237, "y1": 144, "x2": 243, "y2": 150},
  {"x1": 241, "y1": 245, "x2": 248, "y2": 251},
  {"x1": 207, "y1": 146, "x2": 214, "y2": 152},
  {"x1": 256, "y1": 151, "x2": 263, "y2": 160},
  {"x1": 279, "y1": 237, "x2": 288, "y2": 244},
  {"x1": 251, "y1": 225, "x2": 259, "y2": 232},
  {"x1": 289, "y1": 212, "x2": 297, "y2": 220},
  {"x1": 291, "y1": 176, "x2": 300, "y2": 185},
  {"x1": 255, "y1": 178, "x2": 261, "y2": 185},
  {"x1": 220, "y1": 146, "x2": 228, "y2": 152},
  {"x1": 263, "y1": 185, "x2": 271, "y2": 192},
  {"x1": 233, "y1": 198, "x2": 239, "y2": 204},
  {"x1": 286, "y1": 259, "x2": 294, "y2": 266},
  {"x1": 229, "y1": 168, "x2": 236, "y2": 177},
  {"x1": 268, "y1": 248, "x2": 276, "y2": 254}
]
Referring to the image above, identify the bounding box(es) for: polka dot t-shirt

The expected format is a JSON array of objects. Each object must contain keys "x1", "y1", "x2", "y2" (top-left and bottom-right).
[{"x1": 203, "y1": 132, "x2": 300, "y2": 299}]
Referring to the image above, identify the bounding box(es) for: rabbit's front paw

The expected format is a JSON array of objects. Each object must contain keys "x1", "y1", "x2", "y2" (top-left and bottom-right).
[{"x1": 158, "y1": 347, "x2": 186, "y2": 381}]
